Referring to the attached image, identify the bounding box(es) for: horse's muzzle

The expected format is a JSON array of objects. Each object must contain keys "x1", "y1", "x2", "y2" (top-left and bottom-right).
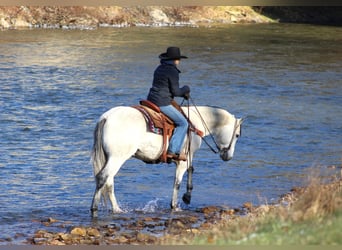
[{"x1": 220, "y1": 148, "x2": 232, "y2": 161}]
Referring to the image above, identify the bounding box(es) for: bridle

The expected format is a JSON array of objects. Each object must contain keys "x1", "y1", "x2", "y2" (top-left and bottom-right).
[
  {"x1": 220, "y1": 118, "x2": 240, "y2": 154},
  {"x1": 184, "y1": 97, "x2": 241, "y2": 155}
]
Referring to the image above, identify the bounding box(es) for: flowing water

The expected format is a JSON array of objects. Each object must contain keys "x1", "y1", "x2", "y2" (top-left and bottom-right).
[{"x1": 0, "y1": 24, "x2": 341, "y2": 244}]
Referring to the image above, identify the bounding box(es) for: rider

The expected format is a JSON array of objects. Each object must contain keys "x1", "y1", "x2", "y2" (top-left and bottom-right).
[{"x1": 147, "y1": 47, "x2": 190, "y2": 161}]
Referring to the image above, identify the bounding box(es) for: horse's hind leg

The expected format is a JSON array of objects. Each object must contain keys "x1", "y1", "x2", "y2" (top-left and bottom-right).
[
  {"x1": 91, "y1": 187, "x2": 102, "y2": 217},
  {"x1": 91, "y1": 170, "x2": 108, "y2": 217},
  {"x1": 91, "y1": 157, "x2": 123, "y2": 216},
  {"x1": 104, "y1": 172, "x2": 123, "y2": 213}
]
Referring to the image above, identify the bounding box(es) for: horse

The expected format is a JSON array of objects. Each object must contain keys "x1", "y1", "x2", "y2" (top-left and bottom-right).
[{"x1": 90, "y1": 104, "x2": 243, "y2": 217}]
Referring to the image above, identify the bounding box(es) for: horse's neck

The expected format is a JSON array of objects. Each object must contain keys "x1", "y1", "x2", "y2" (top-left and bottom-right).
[{"x1": 184, "y1": 106, "x2": 235, "y2": 136}]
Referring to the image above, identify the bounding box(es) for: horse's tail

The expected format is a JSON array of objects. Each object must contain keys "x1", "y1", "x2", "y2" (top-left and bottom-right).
[{"x1": 91, "y1": 118, "x2": 107, "y2": 176}]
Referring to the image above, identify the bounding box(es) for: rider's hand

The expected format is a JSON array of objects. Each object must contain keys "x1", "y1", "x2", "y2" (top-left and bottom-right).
[{"x1": 184, "y1": 92, "x2": 190, "y2": 100}]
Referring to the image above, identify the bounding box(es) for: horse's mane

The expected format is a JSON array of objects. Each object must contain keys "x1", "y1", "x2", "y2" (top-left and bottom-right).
[
  {"x1": 181, "y1": 104, "x2": 224, "y2": 110},
  {"x1": 181, "y1": 104, "x2": 234, "y2": 127}
]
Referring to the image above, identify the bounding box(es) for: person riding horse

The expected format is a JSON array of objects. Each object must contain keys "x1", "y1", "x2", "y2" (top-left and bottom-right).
[{"x1": 147, "y1": 47, "x2": 190, "y2": 161}]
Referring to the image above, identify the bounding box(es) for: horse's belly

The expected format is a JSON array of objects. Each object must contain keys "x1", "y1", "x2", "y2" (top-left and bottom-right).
[{"x1": 135, "y1": 133, "x2": 164, "y2": 161}]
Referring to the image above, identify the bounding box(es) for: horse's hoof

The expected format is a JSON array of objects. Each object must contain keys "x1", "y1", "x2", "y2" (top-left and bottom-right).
[
  {"x1": 90, "y1": 208, "x2": 98, "y2": 218},
  {"x1": 112, "y1": 208, "x2": 124, "y2": 213},
  {"x1": 182, "y1": 192, "x2": 191, "y2": 205}
]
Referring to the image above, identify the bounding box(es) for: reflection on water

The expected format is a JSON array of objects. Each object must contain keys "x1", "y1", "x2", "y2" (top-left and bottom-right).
[{"x1": 0, "y1": 24, "x2": 341, "y2": 243}]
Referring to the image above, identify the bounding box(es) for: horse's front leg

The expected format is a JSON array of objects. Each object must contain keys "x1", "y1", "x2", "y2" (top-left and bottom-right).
[
  {"x1": 182, "y1": 164, "x2": 194, "y2": 205},
  {"x1": 171, "y1": 161, "x2": 188, "y2": 209}
]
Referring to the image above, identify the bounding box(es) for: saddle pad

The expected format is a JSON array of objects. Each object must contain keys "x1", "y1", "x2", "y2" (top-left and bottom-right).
[{"x1": 133, "y1": 105, "x2": 172, "y2": 135}]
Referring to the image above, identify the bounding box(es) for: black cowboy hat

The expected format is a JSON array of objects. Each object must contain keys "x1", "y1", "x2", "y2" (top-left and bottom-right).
[{"x1": 159, "y1": 47, "x2": 188, "y2": 60}]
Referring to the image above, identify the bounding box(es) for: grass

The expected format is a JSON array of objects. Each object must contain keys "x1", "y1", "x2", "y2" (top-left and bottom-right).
[
  {"x1": 223, "y1": 209, "x2": 342, "y2": 245},
  {"x1": 162, "y1": 166, "x2": 342, "y2": 245},
  {"x1": 239, "y1": 211, "x2": 342, "y2": 245}
]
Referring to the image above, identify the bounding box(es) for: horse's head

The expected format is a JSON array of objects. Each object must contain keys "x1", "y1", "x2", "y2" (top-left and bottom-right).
[{"x1": 218, "y1": 117, "x2": 243, "y2": 161}]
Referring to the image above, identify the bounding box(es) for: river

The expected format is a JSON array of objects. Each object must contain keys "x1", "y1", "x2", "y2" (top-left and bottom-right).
[{"x1": 0, "y1": 23, "x2": 341, "y2": 244}]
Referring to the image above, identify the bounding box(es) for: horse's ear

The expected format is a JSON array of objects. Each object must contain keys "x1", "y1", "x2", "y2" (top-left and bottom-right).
[{"x1": 238, "y1": 116, "x2": 247, "y2": 125}]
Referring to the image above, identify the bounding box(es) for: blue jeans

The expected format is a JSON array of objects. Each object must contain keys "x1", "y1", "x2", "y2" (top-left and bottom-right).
[{"x1": 160, "y1": 105, "x2": 188, "y2": 154}]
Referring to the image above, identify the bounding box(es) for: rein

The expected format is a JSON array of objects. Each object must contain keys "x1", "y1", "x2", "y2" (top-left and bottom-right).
[
  {"x1": 184, "y1": 97, "x2": 239, "y2": 155},
  {"x1": 222, "y1": 118, "x2": 238, "y2": 153},
  {"x1": 186, "y1": 97, "x2": 220, "y2": 154}
]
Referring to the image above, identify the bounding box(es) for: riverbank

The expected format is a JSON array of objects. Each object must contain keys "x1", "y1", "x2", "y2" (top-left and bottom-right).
[
  {"x1": 163, "y1": 167, "x2": 342, "y2": 245},
  {"x1": 0, "y1": 6, "x2": 274, "y2": 29},
  {"x1": 18, "y1": 166, "x2": 341, "y2": 245},
  {"x1": 1, "y1": 6, "x2": 341, "y2": 30}
]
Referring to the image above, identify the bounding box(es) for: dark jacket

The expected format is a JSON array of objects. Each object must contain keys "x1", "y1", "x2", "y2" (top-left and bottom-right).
[{"x1": 147, "y1": 60, "x2": 190, "y2": 107}]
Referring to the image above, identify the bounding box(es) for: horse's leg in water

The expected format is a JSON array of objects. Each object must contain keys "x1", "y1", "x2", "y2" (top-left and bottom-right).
[
  {"x1": 91, "y1": 157, "x2": 124, "y2": 216},
  {"x1": 170, "y1": 161, "x2": 188, "y2": 209},
  {"x1": 182, "y1": 164, "x2": 194, "y2": 205}
]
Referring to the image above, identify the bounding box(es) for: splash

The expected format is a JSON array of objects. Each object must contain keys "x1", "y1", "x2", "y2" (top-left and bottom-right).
[{"x1": 138, "y1": 198, "x2": 162, "y2": 213}]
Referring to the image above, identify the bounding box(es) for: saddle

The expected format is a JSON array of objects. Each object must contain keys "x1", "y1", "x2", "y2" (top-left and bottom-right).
[{"x1": 133, "y1": 100, "x2": 203, "y2": 163}]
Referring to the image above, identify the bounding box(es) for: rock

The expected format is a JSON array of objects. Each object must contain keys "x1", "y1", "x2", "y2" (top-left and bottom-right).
[
  {"x1": 50, "y1": 239, "x2": 66, "y2": 245},
  {"x1": 47, "y1": 217, "x2": 59, "y2": 223},
  {"x1": 70, "y1": 227, "x2": 87, "y2": 237},
  {"x1": 136, "y1": 232, "x2": 149, "y2": 242},
  {"x1": 243, "y1": 202, "x2": 253, "y2": 211},
  {"x1": 58, "y1": 233, "x2": 71, "y2": 241},
  {"x1": 87, "y1": 228, "x2": 101, "y2": 237},
  {"x1": 34, "y1": 230, "x2": 53, "y2": 239},
  {"x1": 111, "y1": 235, "x2": 129, "y2": 244},
  {"x1": 186, "y1": 228, "x2": 200, "y2": 234},
  {"x1": 41, "y1": 217, "x2": 59, "y2": 226},
  {"x1": 13, "y1": 17, "x2": 31, "y2": 27},
  {"x1": 199, "y1": 222, "x2": 213, "y2": 229},
  {"x1": 79, "y1": 239, "x2": 94, "y2": 244},
  {"x1": 143, "y1": 217, "x2": 154, "y2": 222},
  {"x1": 220, "y1": 209, "x2": 236, "y2": 219},
  {"x1": 187, "y1": 216, "x2": 199, "y2": 223},
  {"x1": 174, "y1": 220, "x2": 185, "y2": 229},
  {"x1": 201, "y1": 206, "x2": 220, "y2": 215},
  {"x1": 33, "y1": 237, "x2": 47, "y2": 245},
  {"x1": 149, "y1": 9, "x2": 170, "y2": 24},
  {"x1": 230, "y1": 15, "x2": 238, "y2": 23},
  {"x1": 0, "y1": 17, "x2": 10, "y2": 29}
]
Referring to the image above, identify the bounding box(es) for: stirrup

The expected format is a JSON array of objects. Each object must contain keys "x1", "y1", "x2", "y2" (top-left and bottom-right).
[{"x1": 167, "y1": 153, "x2": 187, "y2": 161}]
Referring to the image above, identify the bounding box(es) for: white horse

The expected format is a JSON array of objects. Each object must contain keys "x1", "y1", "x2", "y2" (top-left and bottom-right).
[{"x1": 90, "y1": 105, "x2": 243, "y2": 217}]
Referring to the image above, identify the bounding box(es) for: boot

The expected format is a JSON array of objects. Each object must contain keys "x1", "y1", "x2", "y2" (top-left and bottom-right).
[{"x1": 167, "y1": 152, "x2": 187, "y2": 161}]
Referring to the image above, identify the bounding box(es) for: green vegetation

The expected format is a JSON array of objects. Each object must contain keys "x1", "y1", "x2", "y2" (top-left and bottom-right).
[
  {"x1": 235, "y1": 212, "x2": 342, "y2": 245},
  {"x1": 163, "y1": 168, "x2": 342, "y2": 245}
]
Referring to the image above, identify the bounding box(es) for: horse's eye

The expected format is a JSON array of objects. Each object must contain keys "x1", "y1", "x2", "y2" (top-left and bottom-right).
[{"x1": 236, "y1": 134, "x2": 240, "y2": 138}]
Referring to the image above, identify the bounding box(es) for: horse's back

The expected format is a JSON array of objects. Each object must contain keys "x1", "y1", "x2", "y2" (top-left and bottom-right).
[
  {"x1": 98, "y1": 105, "x2": 164, "y2": 162},
  {"x1": 100, "y1": 106, "x2": 132, "y2": 120},
  {"x1": 100, "y1": 106, "x2": 146, "y2": 149}
]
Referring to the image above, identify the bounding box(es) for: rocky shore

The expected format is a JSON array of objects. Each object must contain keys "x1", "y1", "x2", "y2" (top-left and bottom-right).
[
  {"x1": 0, "y1": 6, "x2": 274, "y2": 29},
  {"x1": 21, "y1": 172, "x2": 341, "y2": 246},
  {"x1": 1, "y1": 6, "x2": 341, "y2": 30},
  {"x1": 24, "y1": 204, "x2": 277, "y2": 245}
]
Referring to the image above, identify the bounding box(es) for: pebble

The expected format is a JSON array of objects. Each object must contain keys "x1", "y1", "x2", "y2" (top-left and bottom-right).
[
  {"x1": 243, "y1": 202, "x2": 253, "y2": 211},
  {"x1": 27, "y1": 205, "x2": 272, "y2": 245},
  {"x1": 87, "y1": 228, "x2": 101, "y2": 237},
  {"x1": 70, "y1": 227, "x2": 87, "y2": 236},
  {"x1": 201, "y1": 206, "x2": 220, "y2": 215}
]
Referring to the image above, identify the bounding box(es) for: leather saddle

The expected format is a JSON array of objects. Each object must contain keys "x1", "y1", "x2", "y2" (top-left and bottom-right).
[
  {"x1": 133, "y1": 100, "x2": 203, "y2": 163},
  {"x1": 133, "y1": 100, "x2": 175, "y2": 163}
]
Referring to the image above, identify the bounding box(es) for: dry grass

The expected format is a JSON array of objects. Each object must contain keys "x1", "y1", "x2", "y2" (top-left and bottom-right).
[
  {"x1": 284, "y1": 168, "x2": 342, "y2": 222},
  {"x1": 161, "y1": 166, "x2": 342, "y2": 245}
]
